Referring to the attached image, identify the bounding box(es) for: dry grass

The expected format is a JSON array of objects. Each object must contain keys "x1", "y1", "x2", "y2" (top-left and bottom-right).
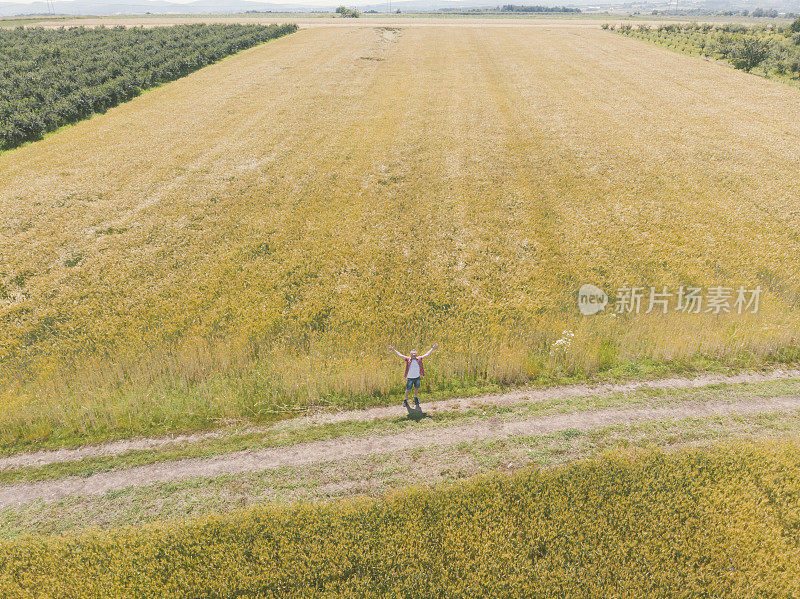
[{"x1": 2, "y1": 25, "x2": 800, "y2": 446}]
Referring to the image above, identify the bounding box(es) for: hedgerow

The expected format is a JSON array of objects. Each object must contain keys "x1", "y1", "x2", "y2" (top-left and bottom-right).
[
  {"x1": 0, "y1": 23, "x2": 297, "y2": 150},
  {"x1": 605, "y1": 20, "x2": 800, "y2": 80},
  {"x1": 1, "y1": 440, "x2": 799, "y2": 597}
]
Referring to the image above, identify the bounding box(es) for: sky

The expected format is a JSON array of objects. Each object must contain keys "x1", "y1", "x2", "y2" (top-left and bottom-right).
[
  {"x1": 0, "y1": 0, "x2": 375, "y2": 5},
  {"x1": 5, "y1": 0, "x2": 203, "y2": 3},
  {"x1": 0, "y1": 0, "x2": 319, "y2": 4}
]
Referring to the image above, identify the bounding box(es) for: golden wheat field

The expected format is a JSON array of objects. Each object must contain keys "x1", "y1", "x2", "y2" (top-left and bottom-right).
[
  {"x1": 3, "y1": 441, "x2": 800, "y2": 597},
  {"x1": 2, "y1": 23, "x2": 800, "y2": 447}
]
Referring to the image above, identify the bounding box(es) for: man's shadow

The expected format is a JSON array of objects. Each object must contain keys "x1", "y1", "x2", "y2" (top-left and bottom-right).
[{"x1": 404, "y1": 403, "x2": 428, "y2": 422}]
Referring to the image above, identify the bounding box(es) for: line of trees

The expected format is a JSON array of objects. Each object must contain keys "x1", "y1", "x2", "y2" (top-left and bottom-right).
[
  {"x1": 605, "y1": 19, "x2": 800, "y2": 78},
  {"x1": 0, "y1": 23, "x2": 297, "y2": 151},
  {"x1": 750, "y1": 8, "x2": 780, "y2": 18},
  {"x1": 335, "y1": 6, "x2": 361, "y2": 18},
  {"x1": 500, "y1": 5, "x2": 581, "y2": 12}
]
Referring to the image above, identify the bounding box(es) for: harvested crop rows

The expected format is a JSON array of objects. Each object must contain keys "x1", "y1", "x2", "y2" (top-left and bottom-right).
[{"x1": 2, "y1": 24, "x2": 800, "y2": 450}]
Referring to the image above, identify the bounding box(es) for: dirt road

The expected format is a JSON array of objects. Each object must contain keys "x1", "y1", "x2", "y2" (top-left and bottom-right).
[
  {"x1": 1, "y1": 368, "x2": 799, "y2": 508},
  {"x1": 2, "y1": 367, "x2": 797, "y2": 472}
]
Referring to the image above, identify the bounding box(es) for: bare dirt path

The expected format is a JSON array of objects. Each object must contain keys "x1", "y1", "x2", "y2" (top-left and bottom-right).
[
  {"x1": 1, "y1": 394, "x2": 799, "y2": 508},
  {"x1": 2, "y1": 367, "x2": 797, "y2": 472}
]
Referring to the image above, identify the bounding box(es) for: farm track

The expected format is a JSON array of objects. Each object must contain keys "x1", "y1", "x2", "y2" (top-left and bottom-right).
[
  {"x1": 1, "y1": 368, "x2": 800, "y2": 507},
  {"x1": 2, "y1": 367, "x2": 799, "y2": 471}
]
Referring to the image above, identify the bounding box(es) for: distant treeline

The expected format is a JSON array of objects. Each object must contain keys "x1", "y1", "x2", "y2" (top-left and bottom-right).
[
  {"x1": 651, "y1": 8, "x2": 797, "y2": 18},
  {"x1": 605, "y1": 19, "x2": 800, "y2": 79},
  {"x1": 500, "y1": 5, "x2": 581, "y2": 12},
  {"x1": 438, "y1": 5, "x2": 580, "y2": 13},
  {"x1": 0, "y1": 23, "x2": 297, "y2": 151}
]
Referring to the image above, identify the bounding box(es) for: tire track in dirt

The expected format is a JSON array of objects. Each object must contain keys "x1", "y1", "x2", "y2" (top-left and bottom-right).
[
  {"x1": 1, "y1": 395, "x2": 799, "y2": 508},
  {"x1": 2, "y1": 367, "x2": 798, "y2": 471}
]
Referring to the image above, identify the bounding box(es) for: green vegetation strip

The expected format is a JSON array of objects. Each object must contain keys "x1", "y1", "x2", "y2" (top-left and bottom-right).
[
  {"x1": 3, "y1": 378, "x2": 799, "y2": 485},
  {"x1": 606, "y1": 19, "x2": 800, "y2": 84},
  {"x1": 2, "y1": 439, "x2": 800, "y2": 596},
  {"x1": 3, "y1": 353, "x2": 796, "y2": 455},
  {"x1": 0, "y1": 23, "x2": 297, "y2": 150}
]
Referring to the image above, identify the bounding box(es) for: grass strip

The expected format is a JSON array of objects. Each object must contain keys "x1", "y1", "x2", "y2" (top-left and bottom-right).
[{"x1": 2, "y1": 377, "x2": 800, "y2": 485}]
